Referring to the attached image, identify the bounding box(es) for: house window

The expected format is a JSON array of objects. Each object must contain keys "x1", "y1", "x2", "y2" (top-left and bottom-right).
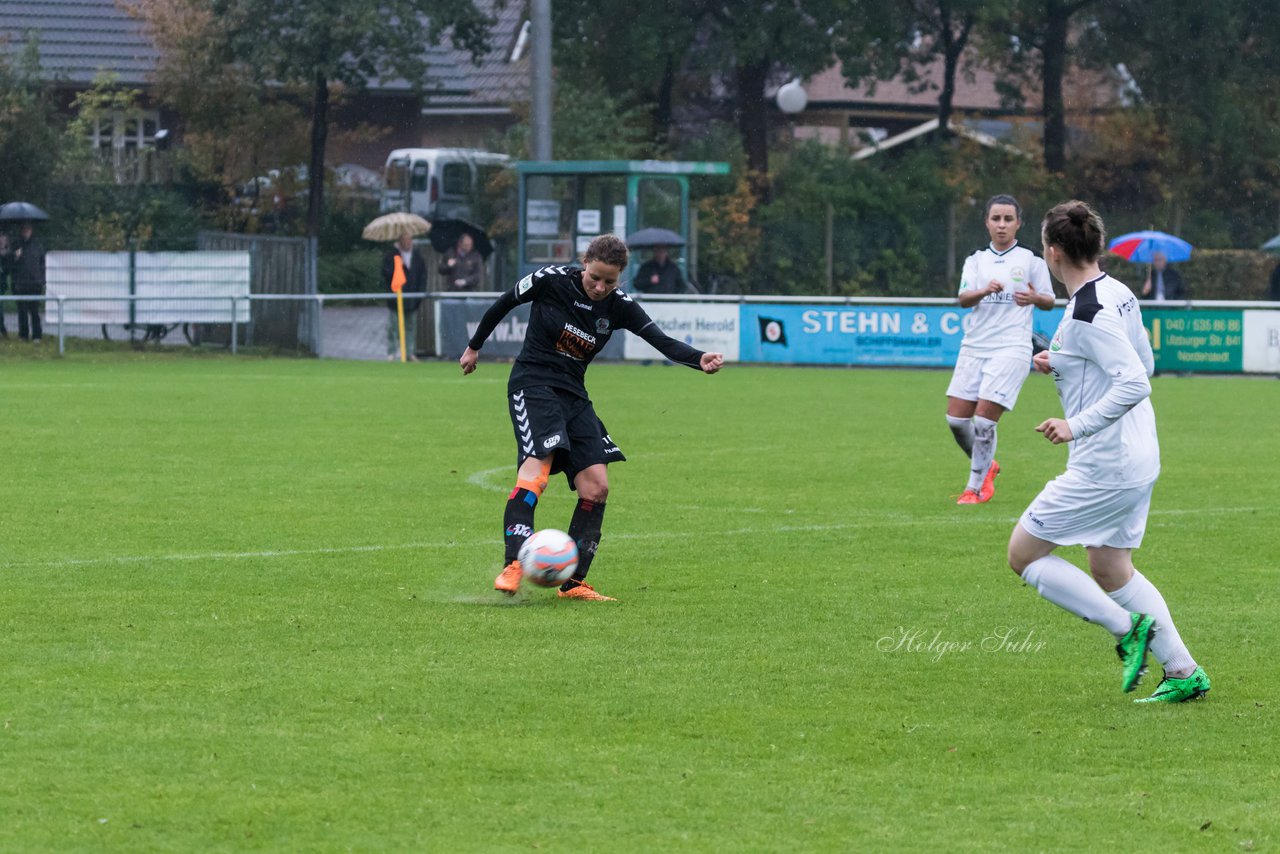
[
  {"x1": 86, "y1": 109, "x2": 163, "y2": 179},
  {"x1": 87, "y1": 109, "x2": 161, "y2": 152}
]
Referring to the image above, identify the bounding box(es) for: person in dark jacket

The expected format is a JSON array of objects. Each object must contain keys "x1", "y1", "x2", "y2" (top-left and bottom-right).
[
  {"x1": 631, "y1": 245, "x2": 687, "y2": 295},
  {"x1": 0, "y1": 232, "x2": 10, "y2": 337},
  {"x1": 382, "y1": 231, "x2": 428, "y2": 360},
  {"x1": 8, "y1": 222, "x2": 46, "y2": 341},
  {"x1": 1140, "y1": 252, "x2": 1186, "y2": 301},
  {"x1": 437, "y1": 232, "x2": 485, "y2": 291}
]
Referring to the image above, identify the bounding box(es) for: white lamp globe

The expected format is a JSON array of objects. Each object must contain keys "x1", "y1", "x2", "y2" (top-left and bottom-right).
[{"x1": 776, "y1": 79, "x2": 808, "y2": 114}]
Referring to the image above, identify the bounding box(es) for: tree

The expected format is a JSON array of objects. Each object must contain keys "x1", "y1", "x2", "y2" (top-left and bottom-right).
[
  {"x1": 151, "y1": 0, "x2": 496, "y2": 237},
  {"x1": 990, "y1": 0, "x2": 1099, "y2": 173},
  {"x1": 0, "y1": 39, "x2": 65, "y2": 206},
  {"x1": 132, "y1": 0, "x2": 312, "y2": 223},
  {"x1": 552, "y1": 0, "x2": 702, "y2": 149},
  {"x1": 553, "y1": 0, "x2": 848, "y2": 197},
  {"x1": 838, "y1": 0, "x2": 1003, "y2": 141},
  {"x1": 1082, "y1": 0, "x2": 1280, "y2": 244}
]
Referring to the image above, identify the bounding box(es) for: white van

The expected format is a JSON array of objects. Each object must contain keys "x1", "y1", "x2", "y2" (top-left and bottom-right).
[{"x1": 379, "y1": 148, "x2": 510, "y2": 221}]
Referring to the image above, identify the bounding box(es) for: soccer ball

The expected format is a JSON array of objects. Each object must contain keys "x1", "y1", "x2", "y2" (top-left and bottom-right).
[{"x1": 518, "y1": 529, "x2": 579, "y2": 588}]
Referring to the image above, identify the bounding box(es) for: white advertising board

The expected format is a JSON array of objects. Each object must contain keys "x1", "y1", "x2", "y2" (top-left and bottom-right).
[
  {"x1": 622, "y1": 301, "x2": 739, "y2": 362},
  {"x1": 1242, "y1": 310, "x2": 1280, "y2": 374}
]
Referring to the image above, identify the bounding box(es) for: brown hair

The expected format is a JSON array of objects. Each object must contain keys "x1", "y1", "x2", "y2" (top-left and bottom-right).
[
  {"x1": 583, "y1": 234, "x2": 629, "y2": 269},
  {"x1": 1042, "y1": 200, "x2": 1106, "y2": 264},
  {"x1": 985, "y1": 193, "x2": 1022, "y2": 221}
]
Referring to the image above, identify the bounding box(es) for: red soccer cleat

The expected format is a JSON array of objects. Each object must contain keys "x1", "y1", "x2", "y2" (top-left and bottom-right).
[
  {"x1": 494, "y1": 561, "x2": 522, "y2": 596},
  {"x1": 557, "y1": 583, "x2": 618, "y2": 602},
  {"x1": 979, "y1": 460, "x2": 1001, "y2": 502}
]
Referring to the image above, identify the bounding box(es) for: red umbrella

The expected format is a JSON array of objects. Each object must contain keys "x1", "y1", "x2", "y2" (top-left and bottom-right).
[{"x1": 1108, "y1": 230, "x2": 1193, "y2": 263}]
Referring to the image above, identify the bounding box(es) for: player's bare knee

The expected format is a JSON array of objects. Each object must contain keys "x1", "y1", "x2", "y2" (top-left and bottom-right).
[
  {"x1": 1008, "y1": 549, "x2": 1028, "y2": 576},
  {"x1": 580, "y1": 481, "x2": 608, "y2": 503}
]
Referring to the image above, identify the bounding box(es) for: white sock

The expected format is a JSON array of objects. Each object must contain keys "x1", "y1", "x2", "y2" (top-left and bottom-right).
[
  {"x1": 1107, "y1": 570, "x2": 1197, "y2": 674},
  {"x1": 946, "y1": 415, "x2": 974, "y2": 456},
  {"x1": 967, "y1": 415, "x2": 998, "y2": 492},
  {"x1": 1022, "y1": 555, "x2": 1132, "y2": 637}
]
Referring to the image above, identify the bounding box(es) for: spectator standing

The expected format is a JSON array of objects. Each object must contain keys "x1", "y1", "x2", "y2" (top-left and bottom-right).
[
  {"x1": 382, "y1": 231, "x2": 427, "y2": 361},
  {"x1": 1140, "y1": 251, "x2": 1186, "y2": 301},
  {"x1": 438, "y1": 232, "x2": 485, "y2": 291},
  {"x1": 0, "y1": 232, "x2": 10, "y2": 337},
  {"x1": 9, "y1": 222, "x2": 45, "y2": 342},
  {"x1": 1268, "y1": 260, "x2": 1280, "y2": 301},
  {"x1": 631, "y1": 245, "x2": 687, "y2": 295}
]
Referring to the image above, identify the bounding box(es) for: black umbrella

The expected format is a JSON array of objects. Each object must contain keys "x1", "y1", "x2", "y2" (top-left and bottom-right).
[
  {"x1": 0, "y1": 201, "x2": 50, "y2": 222},
  {"x1": 626, "y1": 227, "x2": 685, "y2": 248},
  {"x1": 428, "y1": 218, "x2": 493, "y2": 259}
]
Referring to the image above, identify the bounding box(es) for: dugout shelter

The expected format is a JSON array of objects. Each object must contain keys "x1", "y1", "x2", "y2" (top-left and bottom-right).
[{"x1": 515, "y1": 159, "x2": 730, "y2": 284}]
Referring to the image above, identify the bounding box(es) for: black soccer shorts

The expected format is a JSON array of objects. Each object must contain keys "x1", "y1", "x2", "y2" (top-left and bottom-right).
[{"x1": 508, "y1": 385, "x2": 626, "y2": 488}]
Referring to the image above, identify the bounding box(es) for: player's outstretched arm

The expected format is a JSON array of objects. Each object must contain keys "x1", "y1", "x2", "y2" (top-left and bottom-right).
[
  {"x1": 460, "y1": 346, "x2": 479, "y2": 375},
  {"x1": 700, "y1": 352, "x2": 724, "y2": 374}
]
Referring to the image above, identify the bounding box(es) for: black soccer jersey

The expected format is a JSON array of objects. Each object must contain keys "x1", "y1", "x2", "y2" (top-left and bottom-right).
[{"x1": 468, "y1": 265, "x2": 706, "y2": 397}]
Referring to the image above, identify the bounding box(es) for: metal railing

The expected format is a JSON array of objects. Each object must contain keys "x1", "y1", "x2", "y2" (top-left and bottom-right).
[{"x1": 10, "y1": 292, "x2": 1279, "y2": 358}]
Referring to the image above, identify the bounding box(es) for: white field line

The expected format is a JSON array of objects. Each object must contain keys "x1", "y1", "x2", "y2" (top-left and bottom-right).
[{"x1": 0, "y1": 505, "x2": 1266, "y2": 572}]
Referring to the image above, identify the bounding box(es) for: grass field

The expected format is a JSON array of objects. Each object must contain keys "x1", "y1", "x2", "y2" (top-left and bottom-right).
[{"x1": 2, "y1": 345, "x2": 1277, "y2": 851}]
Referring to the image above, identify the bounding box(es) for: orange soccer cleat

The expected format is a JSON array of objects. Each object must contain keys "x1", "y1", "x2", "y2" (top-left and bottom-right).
[
  {"x1": 557, "y1": 583, "x2": 618, "y2": 602},
  {"x1": 494, "y1": 561, "x2": 522, "y2": 596},
  {"x1": 956, "y1": 489, "x2": 982, "y2": 505},
  {"x1": 979, "y1": 460, "x2": 1001, "y2": 502}
]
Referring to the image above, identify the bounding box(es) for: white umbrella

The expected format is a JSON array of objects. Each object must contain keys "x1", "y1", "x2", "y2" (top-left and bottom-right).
[{"x1": 363, "y1": 212, "x2": 431, "y2": 242}]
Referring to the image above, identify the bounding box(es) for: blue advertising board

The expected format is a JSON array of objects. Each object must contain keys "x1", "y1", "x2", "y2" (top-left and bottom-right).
[{"x1": 740, "y1": 303, "x2": 1066, "y2": 367}]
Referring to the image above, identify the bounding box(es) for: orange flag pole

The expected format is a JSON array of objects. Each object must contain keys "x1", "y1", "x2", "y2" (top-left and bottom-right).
[{"x1": 391, "y1": 254, "x2": 408, "y2": 362}]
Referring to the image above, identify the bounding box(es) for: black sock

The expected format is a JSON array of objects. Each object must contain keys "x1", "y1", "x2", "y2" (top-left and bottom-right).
[
  {"x1": 561, "y1": 499, "x2": 606, "y2": 588},
  {"x1": 503, "y1": 488, "x2": 538, "y2": 564}
]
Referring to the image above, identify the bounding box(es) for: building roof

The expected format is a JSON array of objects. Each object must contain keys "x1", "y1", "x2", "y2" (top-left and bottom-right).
[
  {"x1": 0, "y1": 0, "x2": 529, "y2": 111},
  {"x1": 410, "y1": 1, "x2": 529, "y2": 112},
  {"x1": 801, "y1": 58, "x2": 1023, "y2": 119},
  {"x1": 0, "y1": 0, "x2": 159, "y2": 86}
]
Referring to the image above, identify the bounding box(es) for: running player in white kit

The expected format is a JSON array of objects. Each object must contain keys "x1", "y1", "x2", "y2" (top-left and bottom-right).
[
  {"x1": 946, "y1": 194, "x2": 1055, "y2": 504},
  {"x1": 1007, "y1": 200, "x2": 1209, "y2": 703}
]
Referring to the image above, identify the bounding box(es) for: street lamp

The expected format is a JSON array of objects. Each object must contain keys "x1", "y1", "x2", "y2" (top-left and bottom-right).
[{"x1": 776, "y1": 79, "x2": 808, "y2": 114}]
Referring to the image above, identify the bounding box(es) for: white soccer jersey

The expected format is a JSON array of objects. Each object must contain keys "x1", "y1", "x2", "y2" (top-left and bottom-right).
[
  {"x1": 1046, "y1": 274, "x2": 1159, "y2": 488},
  {"x1": 957, "y1": 243, "x2": 1054, "y2": 358}
]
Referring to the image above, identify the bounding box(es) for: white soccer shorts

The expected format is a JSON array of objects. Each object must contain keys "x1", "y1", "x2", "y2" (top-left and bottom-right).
[
  {"x1": 1019, "y1": 471, "x2": 1155, "y2": 549},
  {"x1": 945, "y1": 353, "x2": 1032, "y2": 411}
]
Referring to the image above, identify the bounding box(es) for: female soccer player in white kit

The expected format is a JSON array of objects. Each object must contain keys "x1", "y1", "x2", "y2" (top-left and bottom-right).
[
  {"x1": 946, "y1": 194, "x2": 1055, "y2": 504},
  {"x1": 1007, "y1": 200, "x2": 1209, "y2": 703}
]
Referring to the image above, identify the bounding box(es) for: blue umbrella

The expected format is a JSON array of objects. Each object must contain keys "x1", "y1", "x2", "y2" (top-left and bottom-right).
[
  {"x1": 1108, "y1": 230, "x2": 1193, "y2": 263},
  {"x1": 1260, "y1": 234, "x2": 1280, "y2": 255},
  {"x1": 0, "y1": 201, "x2": 50, "y2": 221}
]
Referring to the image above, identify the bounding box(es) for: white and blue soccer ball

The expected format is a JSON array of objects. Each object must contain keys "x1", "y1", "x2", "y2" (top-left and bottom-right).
[{"x1": 518, "y1": 529, "x2": 579, "y2": 587}]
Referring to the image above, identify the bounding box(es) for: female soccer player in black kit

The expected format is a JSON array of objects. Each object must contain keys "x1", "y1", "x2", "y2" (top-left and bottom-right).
[{"x1": 460, "y1": 234, "x2": 724, "y2": 601}]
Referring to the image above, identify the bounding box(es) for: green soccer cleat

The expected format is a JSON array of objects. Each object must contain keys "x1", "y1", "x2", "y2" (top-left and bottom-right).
[
  {"x1": 1115, "y1": 613, "x2": 1156, "y2": 693},
  {"x1": 1135, "y1": 666, "x2": 1211, "y2": 704}
]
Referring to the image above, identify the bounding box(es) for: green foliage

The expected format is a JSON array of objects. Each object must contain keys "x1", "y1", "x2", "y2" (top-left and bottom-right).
[
  {"x1": 753, "y1": 144, "x2": 932, "y2": 295},
  {"x1": 317, "y1": 248, "x2": 383, "y2": 294},
  {"x1": 2, "y1": 357, "x2": 1278, "y2": 848},
  {"x1": 1082, "y1": 0, "x2": 1280, "y2": 248},
  {"x1": 694, "y1": 140, "x2": 1067, "y2": 296},
  {"x1": 1103, "y1": 250, "x2": 1278, "y2": 301},
  {"x1": 493, "y1": 76, "x2": 655, "y2": 161},
  {"x1": 31, "y1": 184, "x2": 204, "y2": 250},
  {"x1": 0, "y1": 39, "x2": 66, "y2": 205}
]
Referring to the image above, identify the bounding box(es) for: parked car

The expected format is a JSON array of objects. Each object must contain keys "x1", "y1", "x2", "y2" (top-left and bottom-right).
[{"x1": 379, "y1": 148, "x2": 509, "y2": 222}]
